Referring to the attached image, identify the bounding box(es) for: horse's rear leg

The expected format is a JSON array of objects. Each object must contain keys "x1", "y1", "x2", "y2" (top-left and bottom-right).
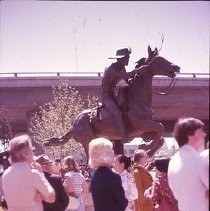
[{"x1": 74, "y1": 130, "x2": 94, "y2": 163}]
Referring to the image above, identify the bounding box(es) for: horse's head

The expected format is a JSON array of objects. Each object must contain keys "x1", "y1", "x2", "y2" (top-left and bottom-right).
[
  {"x1": 148, "y1": 56, "x2": 180, "y2": 78},
  {"x1": 135, "y1": 45, "x2": 159, "y2": 68}
]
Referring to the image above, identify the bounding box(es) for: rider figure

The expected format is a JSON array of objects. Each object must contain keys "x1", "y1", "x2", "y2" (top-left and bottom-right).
[{"x1": 101, "y1": 47, "x2": 140, "y2": 143}]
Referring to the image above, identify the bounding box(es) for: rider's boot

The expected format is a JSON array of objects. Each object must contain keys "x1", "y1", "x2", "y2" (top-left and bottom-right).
[{"x1": 115, "y1": 115, "x2": 127, "y2": 143}]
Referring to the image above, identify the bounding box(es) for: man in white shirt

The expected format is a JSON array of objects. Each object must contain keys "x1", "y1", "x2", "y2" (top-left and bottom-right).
[
  {"x1": 168, "y1": 117, "x2": 208, "y2": 211},
  {"x1": 2, "y1": 134, "x2": 55, "y2": 211},
  {"x1": 199, "y1": 144, "x2": 209, "y2": 201}
]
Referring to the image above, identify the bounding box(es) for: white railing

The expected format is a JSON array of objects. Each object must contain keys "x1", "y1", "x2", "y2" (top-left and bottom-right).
[
  {"x1": 0, "y1": 72, "x2": 209, "y2": 78},
  {"x1": 0, "y1": 72, "x2": 103, "y2": 78}
]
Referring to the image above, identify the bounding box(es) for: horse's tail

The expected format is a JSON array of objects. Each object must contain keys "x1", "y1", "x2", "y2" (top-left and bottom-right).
[
  {"x1": 43, "y1": 127, "x2": 73, "y2": 147},
  {"x1": 61, "y1": 127, "x2": 73, "y2": 142}
]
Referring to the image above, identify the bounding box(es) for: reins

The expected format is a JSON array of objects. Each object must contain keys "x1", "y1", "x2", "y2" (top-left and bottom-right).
[
  {"x1": 153, "y1": 77, "x2": 177, "y2": 95},
  {"x1": 134, "y1": 47, "x2": 178, "y2": 95}
]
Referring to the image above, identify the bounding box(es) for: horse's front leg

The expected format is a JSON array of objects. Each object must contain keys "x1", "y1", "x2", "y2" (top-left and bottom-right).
[
  {"x1": 135, "y1": 119, "x2": 164, "y2": 140},
  {"x1": 133, "y1": 119, "x2": 165, "y2": 157},
  {"x1": 138, "y1": 137, "x2": 164, "y2": 157}
]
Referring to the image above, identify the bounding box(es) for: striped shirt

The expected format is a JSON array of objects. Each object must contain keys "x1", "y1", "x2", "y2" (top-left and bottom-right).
[{"x1": 64, "y1": 171, "x2": 85, "y2": 194}]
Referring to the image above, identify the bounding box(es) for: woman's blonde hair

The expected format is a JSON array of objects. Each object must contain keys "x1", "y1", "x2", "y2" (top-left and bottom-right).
[{"x1": 88, "y1": 137, "x2": 114, "y2": 169}]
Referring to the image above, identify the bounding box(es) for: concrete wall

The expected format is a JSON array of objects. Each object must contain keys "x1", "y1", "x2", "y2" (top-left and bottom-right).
[{"x1": 0, "y1": 75, "x2": 209, "y2": 135}]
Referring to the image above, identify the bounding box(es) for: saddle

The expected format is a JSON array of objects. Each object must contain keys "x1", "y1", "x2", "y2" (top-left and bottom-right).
[
  {"x1": 89, "y1": 104, "x2": 102, "y2": 122},
  {"x1": 89, "y1": 88, "x2": 128, "y2": 124},
  {"x1": 89, "y1": 104, "x2": 108, "y2": 123}
]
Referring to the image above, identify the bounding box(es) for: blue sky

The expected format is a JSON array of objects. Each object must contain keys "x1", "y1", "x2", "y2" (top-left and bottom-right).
[{"x1": 0, "y1": 1, "x2": 209, "y2": 74}]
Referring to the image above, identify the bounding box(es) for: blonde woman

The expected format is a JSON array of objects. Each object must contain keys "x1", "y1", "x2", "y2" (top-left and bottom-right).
[{"x1": 89, "y1": 137, "x2": 128, "y2": 211}]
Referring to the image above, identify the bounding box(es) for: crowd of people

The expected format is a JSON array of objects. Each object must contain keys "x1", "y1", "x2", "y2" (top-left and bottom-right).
[{"x1": 0, "y1": 117, "x2": 208, "y2": 211}]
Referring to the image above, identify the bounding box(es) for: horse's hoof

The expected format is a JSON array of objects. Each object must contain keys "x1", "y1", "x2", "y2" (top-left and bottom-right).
[
  {"x1": 138, "y1": 144, "x2": 147, "y2": 150},
  {"x1": 43, "y1": 137, "x2": 62, "y2": 147}
]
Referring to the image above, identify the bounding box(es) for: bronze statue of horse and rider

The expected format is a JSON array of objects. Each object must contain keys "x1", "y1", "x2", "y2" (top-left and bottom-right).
[{"x1": 44, "y1": 46, "x2": 180, "y2": 157}]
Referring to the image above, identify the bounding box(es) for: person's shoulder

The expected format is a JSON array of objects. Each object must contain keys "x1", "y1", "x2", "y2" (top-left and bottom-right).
[
  {"x1": 31, "y1": 168, "x2": 44, "y2": 177},
  {"x1": 49, "y1": 174, "x2": 64, "y2": 185},
  {"x1": 133, "y1": 166, "x2": 143, "y2": 172},
  {"x1": 50, "y1": 173, "x2": 62, "y2": 180},
  {"x1": 64, "y1": 171, "x2": 72, "y2": 177},
  {"x1": 97, "y1": 166, "x2": 116, "y2": 175},
  {"x1": 111, "y1": 172, "x2": 123, "y2": 186},
  {"x1": 199, "y1": 149, "x2": 209, "y2": 166},
  {"x1": 28, "y1": 169, "x2": 46, "y2": 183},
  {"x1": 98, "y1": 168, "x2": 120, "y2": 183},
  {"x1": 1, "y1": 170, "x2": 7, "y2": 179},
  {"x1": 200, "y1": 149, "x2": 209, "y2": 157},
  {"x1": 169, "y1": 151, "x2": 179, "y2": 163},
  {"x1": 109, "y1": 169, "x2": 121, "y2": 180},
  {"x1": 2, "y1": 166, "x2": 12, "y2": 178},
  {"x1": 125, "y1": 171, "x2": 134, "y2": 179},
  {"x1": 79, "y1": 172, "x2": 85, "y2": 178},
  {"x1": 72, "y1": 171, "x2": 85, "y2": 180},
  {"x1": 106, "y1": 62, "x2": 121, "y2": 70}
]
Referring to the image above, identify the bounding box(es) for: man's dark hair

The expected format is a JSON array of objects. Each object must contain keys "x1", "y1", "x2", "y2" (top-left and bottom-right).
[{"x1": 173, "y1": 117, "x2": 204, "y2": 147}]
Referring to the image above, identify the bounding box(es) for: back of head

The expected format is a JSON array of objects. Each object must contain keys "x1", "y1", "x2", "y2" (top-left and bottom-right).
[
  {"x1": 55, "y1": 158, "x2": 61, "y2": 163},
  {"x1": 154, "y1": 158, "x2": 170, "y2": 173},
  {"x1": 115, "y1": 154, "x2": 131, "y2": 170},
  {"x1": 35, "y1": 154, "x2": 53, "y2": 172},
  {"x1": 63, "y1": 155, "x2": 79, "y2": 172},
  {"x1": 88, "y1": 137, "x2": 114, "y2": 169},
  {"x1": 173, "y1": 117, "x2": 204, "y2": 147},
  {"x1": 35, "y1": 154, "x2": 52, "y2": 165},
  {"x1": 133, "y1": 149, "x2": 147, "y2": 164},
  {"x1": 9, "y1": 134, "x2": 33, "y2": 163}
]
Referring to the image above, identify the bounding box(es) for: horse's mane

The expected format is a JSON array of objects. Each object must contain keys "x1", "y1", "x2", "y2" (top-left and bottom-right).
[
  {"x1": 132, "y1": 55, "x2": 158, "y2": 83},
  {"x1": 135, "y1": 47, "x2": 159, "y2": 69},
  {"x1": 135, "y1": 57, "x2": 147, "y2": 69}
]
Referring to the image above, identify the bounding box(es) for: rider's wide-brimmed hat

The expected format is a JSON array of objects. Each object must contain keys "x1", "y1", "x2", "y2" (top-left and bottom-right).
[{"x1": 108, "y1": 47, "x2": 131, "y2": 59}]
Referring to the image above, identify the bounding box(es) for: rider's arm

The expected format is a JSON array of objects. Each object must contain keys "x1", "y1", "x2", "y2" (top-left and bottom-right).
[
  {"x1": 122, "y1": 65, "x2": 149, "y2": 81},
  {"x1": 132, "y1": 65, "x2": 149, "y2": 76},
  {"x1": 107, "y1": 64, "x2": 148, "y2": 83}
]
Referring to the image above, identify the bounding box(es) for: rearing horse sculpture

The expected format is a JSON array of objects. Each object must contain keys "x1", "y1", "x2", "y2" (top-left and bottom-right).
[{"x1": 44, "y1": 48, "x2": 180, "y2": 157}]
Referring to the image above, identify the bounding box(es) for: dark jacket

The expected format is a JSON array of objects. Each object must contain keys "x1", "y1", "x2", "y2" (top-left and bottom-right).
[
  {"x1": 43, "y1": 171, "x2": 69, "y2": 211},
  {"x1": 90, "y1": 166, "x2": 128, "y2": 211}
]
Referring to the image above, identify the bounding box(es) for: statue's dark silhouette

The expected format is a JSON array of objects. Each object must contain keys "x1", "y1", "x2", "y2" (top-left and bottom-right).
[{"x1": 44, "y1": 46, "x2": 180, "y2": 157}]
